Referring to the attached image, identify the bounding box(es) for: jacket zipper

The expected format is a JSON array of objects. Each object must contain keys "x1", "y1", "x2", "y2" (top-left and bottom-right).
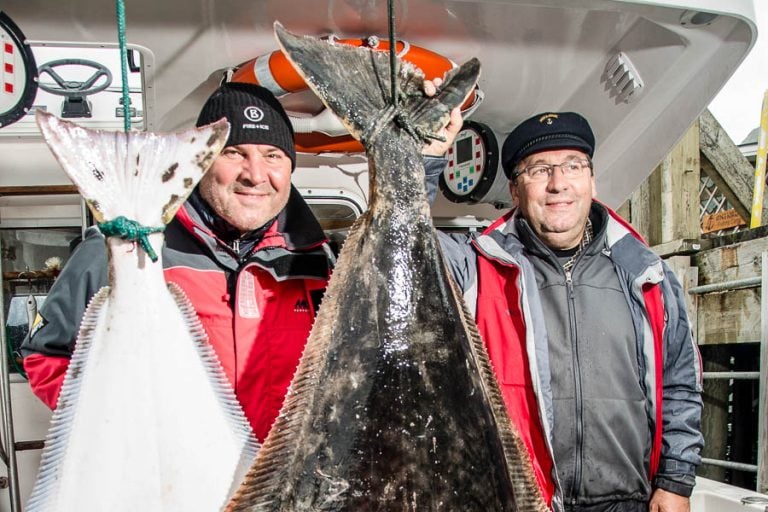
[{"x1": 565, "y1": 268, "x2": 584, "y2": 504}]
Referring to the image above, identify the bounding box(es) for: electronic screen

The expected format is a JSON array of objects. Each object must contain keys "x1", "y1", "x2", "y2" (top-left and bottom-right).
[{"x1": 455, "y1": 137, "x2": 473, "y2": 165}]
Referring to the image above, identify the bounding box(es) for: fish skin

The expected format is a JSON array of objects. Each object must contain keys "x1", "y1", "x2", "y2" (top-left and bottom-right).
[
  {"x1": 27, "y1": 111, "x2": 259, "y2": 512},
  {"x1": 225, "y1": 25, "x2": 549, "y2": 511}
]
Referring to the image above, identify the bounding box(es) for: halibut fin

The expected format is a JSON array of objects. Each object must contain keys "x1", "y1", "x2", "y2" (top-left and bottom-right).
[
  {"x1": 226, "y1": 213, "x2": 370, "y2": 510},
  {"x1": 167, "y1": 282, "x2": 260, "y2": 495},
  {"x1": 444, "y1": 261, "x2": 550, "y2": 510},
  {"x1": 35, "y1": 110, "x2": 229, "y2": 225},
  {"x1": 274, "y1": 22, "x2": 479, "y2": 145},
  {"x1": 26, "y1": 286, "x2": 111, "y2": 511}
]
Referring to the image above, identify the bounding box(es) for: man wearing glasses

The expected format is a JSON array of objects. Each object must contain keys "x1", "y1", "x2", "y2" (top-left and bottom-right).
[{"x1": 426, "y1": 111, "x2": 703, "y2": 512}]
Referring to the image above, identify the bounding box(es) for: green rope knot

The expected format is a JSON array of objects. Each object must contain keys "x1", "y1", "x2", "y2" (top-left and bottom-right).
[{"x1": 98, "y1": 216, "x2": 165, "y2": 262}]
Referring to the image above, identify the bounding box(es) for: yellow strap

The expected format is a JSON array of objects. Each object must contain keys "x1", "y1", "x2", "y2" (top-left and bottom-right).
[{"x1": 750, "y1": 89, "x2": 768, "y2": 228}]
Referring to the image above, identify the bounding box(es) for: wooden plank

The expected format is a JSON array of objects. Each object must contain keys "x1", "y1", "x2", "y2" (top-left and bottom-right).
[
  {"x1": 651, "y1": 238, "x2": 708, "y2": 258},
  {"x1": 693, "y1": 235, "x2": 768, "y2": 285},
  {"x1": 0, "y1": 185, "x2": 78, "y2": 196},
  {"x1": 687, "y1": 264, "x2": 699, "y2": 344},
  {"x1": 666, "y1": 255, "x2": 698, "y2": 342},
  {"x1": 627, "y1": 173, "x2": 652, "y2": 243},
  {"x1": 646, "y1": 122, "x2": 699, "y2": 245},
  {"x1": 668, "y1": 121, "x2": 700, "y2": 241},
  {"x1": 699, "y1": 109, "x2": 757, "y2": 222},
  {"x1": 694, "y1": 236, "x2": 768, "y2": 346},
  {"x1": 647, "y1": 161, "x2": 663, "y2": 246},
  {"x1": 697, "y1": 289, "x2": 760, "y2": 345},
  {"x1": 701, "y1": 209, "x2": 747, "y2": 234}
]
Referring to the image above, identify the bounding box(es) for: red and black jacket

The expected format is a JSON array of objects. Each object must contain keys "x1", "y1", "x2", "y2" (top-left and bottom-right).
[{"x1": 21, "y1": 186, "x2": 333, "y2": 442}]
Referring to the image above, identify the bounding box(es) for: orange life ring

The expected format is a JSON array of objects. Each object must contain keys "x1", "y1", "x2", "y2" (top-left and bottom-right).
[{"x1": 230, "y1": 36, "x2": 481, "y2": 153}]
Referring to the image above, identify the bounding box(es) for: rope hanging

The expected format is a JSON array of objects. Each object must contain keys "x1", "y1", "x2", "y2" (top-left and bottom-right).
[
  {"x1": 98, "y1": 216, "x2": 165, "y2": 262},
  {"x1": 385, "y1": 0, "x2": 445, "y2": 145},
  {"x1": 388, "y1": 0, "x2": 398, "y2": 109},
  {"x1": 115, "y1": 0, "x2": 131, "y2": 132}
]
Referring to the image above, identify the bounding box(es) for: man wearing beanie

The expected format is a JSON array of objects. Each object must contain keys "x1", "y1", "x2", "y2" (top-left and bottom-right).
[
  {"x1": 425, "y1": 110, "x2": 702, "y2": 512},
  {"x1": 22, "y1": 82, "x2": 334, "y2": 443}
]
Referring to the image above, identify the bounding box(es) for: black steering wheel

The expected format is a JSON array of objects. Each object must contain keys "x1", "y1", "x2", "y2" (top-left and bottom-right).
[{"x1": 37, "y1": 59, "x2": 113, "y2": 97}]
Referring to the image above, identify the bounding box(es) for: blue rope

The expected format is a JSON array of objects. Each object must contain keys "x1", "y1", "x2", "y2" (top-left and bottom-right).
[
  {"x1": 98, "y1": 216, "x2": 165, "y2": 262},
  {"x1": 115, "y1": 0, "x2": 131, "y2": 132}
]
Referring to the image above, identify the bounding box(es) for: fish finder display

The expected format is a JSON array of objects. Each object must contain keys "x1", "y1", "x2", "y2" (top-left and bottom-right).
[
  {"x1": 456, "y1": 137, "x2": 473, "y2": 165},
  {"x1": 443, "y1": 124, "x2": 486, "y2": 197},
  {"x1": 440, "y1": 121, "x2": 500, "y2": 204}
]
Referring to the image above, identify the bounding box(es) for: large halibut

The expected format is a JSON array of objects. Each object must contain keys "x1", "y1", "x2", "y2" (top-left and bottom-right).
[
  {"x1": 27, "y1": 112, "x2": 259, "y2": 512},
  {"x1": 226, "y1": 24, "x2": 548, "y2": 511}
]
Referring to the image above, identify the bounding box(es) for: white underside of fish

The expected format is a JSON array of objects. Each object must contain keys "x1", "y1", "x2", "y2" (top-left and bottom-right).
[
  {"x1": 28, "y1": 112, "x2": 257, "y2": 512},
  {"x1": 34, "y1": 248, "x2": 246, "y2": 512}
]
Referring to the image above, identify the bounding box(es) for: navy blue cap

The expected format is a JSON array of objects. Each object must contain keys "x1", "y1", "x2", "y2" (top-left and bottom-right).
[{"x1": 501, "y1": 112, "x2": 595, "y2": 179}]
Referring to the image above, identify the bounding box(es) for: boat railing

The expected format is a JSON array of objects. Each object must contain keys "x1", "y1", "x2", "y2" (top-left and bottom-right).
[{"x1": 689, "y1": 251, "x2": 768, "y2": 494}]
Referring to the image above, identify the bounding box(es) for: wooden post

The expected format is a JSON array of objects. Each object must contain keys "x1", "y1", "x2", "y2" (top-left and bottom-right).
[
  {"x1": 666, "y1": 255, "x2": 698, "y2": 343},
  {"x1": 699, "y1": 345, "x2": 731, "y2": 483},
  {"x1": 758, "y1": 252, "x2": 768, "y2": 493},
  {"x1": 645, "y1": 121, "x2": 700, "y2": 246},
  {"x1": 629, "y1": 175, "x2": 652, "y2": 242},
  {"x1": 667, "y1": 121, "x2": 700, "y2": 241}
]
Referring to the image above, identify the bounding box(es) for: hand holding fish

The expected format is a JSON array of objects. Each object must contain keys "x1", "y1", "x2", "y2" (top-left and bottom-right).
[{"x1": 422, "y1": 76, "x2": 463, "y2": 156}]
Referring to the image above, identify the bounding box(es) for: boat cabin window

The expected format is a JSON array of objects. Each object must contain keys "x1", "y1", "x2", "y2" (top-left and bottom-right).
[
  {"x1": 304, "y1": 195, "x2": 364, "y2": 254},
  {"x1": 2, "y1": 226, "x2": 82, "y2": 373}
]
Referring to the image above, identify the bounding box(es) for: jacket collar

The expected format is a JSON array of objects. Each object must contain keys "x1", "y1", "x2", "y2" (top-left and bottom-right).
[
  {"x1": 513, "y1": 203, "x2": 608, "y2": 263},
  {"x1": 178, "y1": 185, "x2": 328, "y2": 253},
  {"x1": 474, "y1": 201, "x2": 662, "y2": 281},
  {"x1": 275, "y1": 185, "x2": 328, "y2": 251}
]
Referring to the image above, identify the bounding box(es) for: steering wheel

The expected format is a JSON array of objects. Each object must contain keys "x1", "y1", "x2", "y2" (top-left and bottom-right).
[{"x1": 37, "y1": 59, "x2": 113, "y2": 97}]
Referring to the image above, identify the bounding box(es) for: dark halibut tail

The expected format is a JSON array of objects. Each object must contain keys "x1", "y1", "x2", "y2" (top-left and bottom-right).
[{"x1": 225, "y1": 23, "x2": 550, "y2": 511}]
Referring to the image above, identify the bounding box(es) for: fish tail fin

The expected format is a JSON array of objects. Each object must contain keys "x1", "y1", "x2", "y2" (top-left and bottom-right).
[
  {"x1": 35, "y1": 111, "x2": 229, "y2": 226},
  {"x1": 274, "y1": 22, "x2": 479, "y2": 145}
]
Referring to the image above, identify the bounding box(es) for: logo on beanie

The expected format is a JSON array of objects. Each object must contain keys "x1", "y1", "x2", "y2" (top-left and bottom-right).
[
  {"x1": 244, "y1": 106, "x2": 265, "y2": 123},
  {"x1": 538, "y1": 113, "x2": 559, "y2": 125}
]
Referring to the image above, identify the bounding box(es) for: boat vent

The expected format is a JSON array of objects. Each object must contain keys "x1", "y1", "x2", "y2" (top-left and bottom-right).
[{"x1": 603, "y1": 52, "x2": 644, "y2": 104}]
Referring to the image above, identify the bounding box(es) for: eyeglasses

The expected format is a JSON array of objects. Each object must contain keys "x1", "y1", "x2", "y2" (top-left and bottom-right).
[{"x1": 513, "y1": 158, "x2": 592, "y2": 182}]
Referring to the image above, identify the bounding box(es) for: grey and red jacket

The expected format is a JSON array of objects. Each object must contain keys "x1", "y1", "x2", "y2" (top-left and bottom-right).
[
  {"x1": 436, "y1": 204, "x2": 703, "y2": 511},
  {"x1": 424, "y1": 152, "x2": 702, "y2": 511},
  {"x1": 21, "y1": 186, "x2": 333, "y2": 442}
]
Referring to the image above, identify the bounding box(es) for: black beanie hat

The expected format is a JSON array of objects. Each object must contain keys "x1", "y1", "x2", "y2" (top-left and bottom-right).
[
  {"x1": 501, "y1": 112, "x2": 595, "y2": 179},
  {"x1": 196, "y1": 82, "x2": 296, "y2": 169}
]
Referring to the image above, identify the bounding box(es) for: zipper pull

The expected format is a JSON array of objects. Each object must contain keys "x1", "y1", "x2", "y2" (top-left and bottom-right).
[
  {"x1": 232, "y1": 238, "x2": 240, "y2": 253},
  {"x1": 565, "y1": 269, "x2": 576, "y2": 298}
]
